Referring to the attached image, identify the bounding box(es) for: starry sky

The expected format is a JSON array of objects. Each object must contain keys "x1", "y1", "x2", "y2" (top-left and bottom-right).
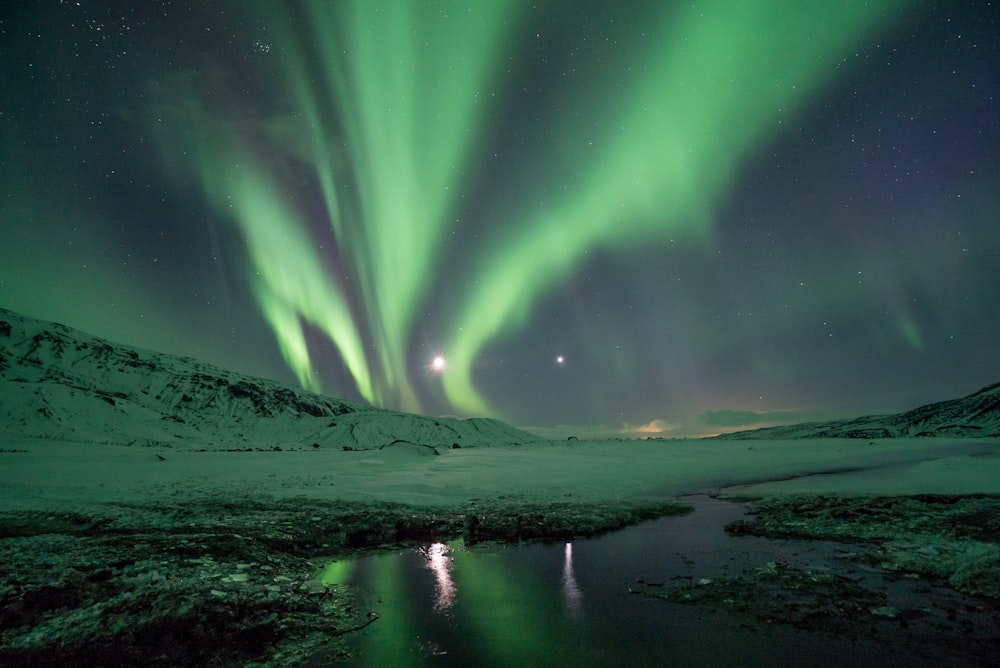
[{"x1": 2, "y1": 1, "x2": 998, "y2": 437}]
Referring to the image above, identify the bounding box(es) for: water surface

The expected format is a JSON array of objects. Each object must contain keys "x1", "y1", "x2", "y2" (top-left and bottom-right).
[{"x1": 316, "y1": 496, "x2": 931, "y2": 666}]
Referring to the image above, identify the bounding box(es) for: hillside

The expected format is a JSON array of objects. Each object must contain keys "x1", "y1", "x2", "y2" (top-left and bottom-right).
[
  {"x1": 717, "y1": 382, "x2": 1000, "y2": 439},
  {"x1": 0, "y1": 307, "x2": 538, "y2": 451}
]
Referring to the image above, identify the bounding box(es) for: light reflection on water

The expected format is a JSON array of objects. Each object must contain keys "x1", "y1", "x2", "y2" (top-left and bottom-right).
[
  {"x1": 562, "y1": 542, "x2": 583, "y2": 621},
  {"x1": 317, "y1": 496, "x2": 914, "y2": 666},
  {"x1": 420, "y1": 542, "x2": 456, "y2": 612}
]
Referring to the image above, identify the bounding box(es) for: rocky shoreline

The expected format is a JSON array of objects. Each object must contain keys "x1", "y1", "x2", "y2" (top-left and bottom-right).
[
  {"x1": 0, "y1": 497, "x2": 688, "y2": 665},
  {"x1": 3, "y1": 494, "x2": 999, "y2": 665},
  {"x1": 635, "y1": 494, "x2": 1000, "y2": 667}
]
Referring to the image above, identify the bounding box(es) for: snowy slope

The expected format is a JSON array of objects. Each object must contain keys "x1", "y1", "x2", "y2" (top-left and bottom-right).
[
  {"x1": 0, "y1": 307, "x2": 540, "y2": 450},
  {"x1": 717, "y1": 382, "x2": 1000, "y2": 439}
]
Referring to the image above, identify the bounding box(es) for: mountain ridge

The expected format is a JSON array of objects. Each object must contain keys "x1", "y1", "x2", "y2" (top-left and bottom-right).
[
  {"x1": 716, "y1": 382, "x2": 1000, "y2": 439},
  {"x1": 0, "y1": 307, "x2": 539, "y2": 450}
]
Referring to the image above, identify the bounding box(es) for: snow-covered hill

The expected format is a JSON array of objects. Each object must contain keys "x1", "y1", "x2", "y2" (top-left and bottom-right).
[
  {"x1": 0, "y1": 307, "x2": 540, "y2": 450},
  {"x1": 717, "y1": 382, "x2": 1000, "y2": 439}
]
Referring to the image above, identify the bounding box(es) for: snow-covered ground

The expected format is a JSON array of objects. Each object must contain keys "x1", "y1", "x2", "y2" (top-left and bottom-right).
[
  {"x1": 2, "y1": 301, "x2": 999, "y2": 550},
  {"x1": 3, "y1": 434, "x2": 999, "y2": 518},
  {"x1": 4, "y1": 304, "x2": 999, "y2": 517}
]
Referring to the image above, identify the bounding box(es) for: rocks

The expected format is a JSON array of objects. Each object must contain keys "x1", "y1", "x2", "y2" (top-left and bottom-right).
[
  {"x1": 947, "y1": 548, "x2": 1000, "y2": 598},
  {"x1": 870, "y1": 605, "x2": 897, "y2": 618},
  {"x1": 0, "y1": 497, "x2": 691, "y2": 665},
  {"x1": 300, "y1": 579, "x2": 327, "y2": 595},
  {"x1": 0, "y1": 513, "x2": 365, "y2": 665},
  {"x1": 725, "y1": 494, "x2": 1000, "y2": 600},
  {"x1": 627, "y1": 494, "x2": 1000, "y2": 665}
]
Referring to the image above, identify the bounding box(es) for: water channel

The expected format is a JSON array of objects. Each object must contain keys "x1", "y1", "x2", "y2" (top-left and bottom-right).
[{"x1": 310, "y1": 495, "x2": 944, "y2": 666}]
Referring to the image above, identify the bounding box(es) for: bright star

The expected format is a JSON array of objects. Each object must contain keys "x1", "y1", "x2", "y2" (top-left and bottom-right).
[
  {"x1": 432, "y1": 355, "x2": 447, "y2": 372},
  {"x1": 556, "y1": 355, "x2": 565, "y2": 365}
]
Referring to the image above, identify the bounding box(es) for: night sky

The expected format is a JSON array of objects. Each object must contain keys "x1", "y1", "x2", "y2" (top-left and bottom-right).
[{"x1": 2, "y1": 1, "x2": 998, "y2": 437}]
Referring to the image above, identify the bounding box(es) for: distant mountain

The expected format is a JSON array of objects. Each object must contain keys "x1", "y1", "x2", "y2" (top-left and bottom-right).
[
  {"x1": 0, "y1": 307, "x2": 539, "y2": 450},
  {"x1": 716, "y1": 382, "x2": 1000, "y2": 439}
]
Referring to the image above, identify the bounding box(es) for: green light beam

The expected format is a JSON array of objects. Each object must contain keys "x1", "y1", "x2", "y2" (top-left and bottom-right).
[
  {"x1": 195, "y1": 144, "x2": 376, "y2": 402},
  {"x1": 443, "y1": 0, "x2": 914, "y2": 416},
  {"x1": 263, "y1": 1, "x2": 524, "y2": 410}
]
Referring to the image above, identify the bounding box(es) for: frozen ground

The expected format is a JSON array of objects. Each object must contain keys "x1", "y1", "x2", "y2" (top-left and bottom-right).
[
  {"x1": 3, "y1": 435, "x2": 999, "y2": 514},
  {"x1": 2, "y1": 434, "x2": 1000, "y2": 665}
]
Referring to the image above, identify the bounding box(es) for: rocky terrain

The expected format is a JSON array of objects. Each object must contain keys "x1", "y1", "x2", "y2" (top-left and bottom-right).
[{"x1": 633, "y1": 494, "x2": 1000, "y2": 667}]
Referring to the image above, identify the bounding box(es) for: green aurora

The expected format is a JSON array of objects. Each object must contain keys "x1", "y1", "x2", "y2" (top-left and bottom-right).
[
  {"x1": 150, "y1": 0, "x2": 914, "y2": 418},
  {"x1": 4, "y1": 0, "x2": 997, "y2": 431},
  {"x1": 441, "y1": 1, "x2": 915, "y2": 416}
]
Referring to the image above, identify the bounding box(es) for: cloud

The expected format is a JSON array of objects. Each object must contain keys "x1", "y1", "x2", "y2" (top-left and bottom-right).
[
  {"x1": 523, "y1": 407, "x2": 866, "y2": 442},
  {"x1": 620, "y1": 419, "x2": 676, "y2": 435},
  {"x1": 519, "y1": 419, "x2": 681, "y2": 441}
]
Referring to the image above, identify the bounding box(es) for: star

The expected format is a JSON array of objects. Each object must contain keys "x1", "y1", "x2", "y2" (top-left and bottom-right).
[{"x1": 432, "y1": 355, "x2": 447, "y2": 373}]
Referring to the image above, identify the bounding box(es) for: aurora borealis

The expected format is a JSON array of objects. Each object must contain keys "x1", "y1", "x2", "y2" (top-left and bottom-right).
[{"x1": 2, "y1": 1, "x2": 998, "y2": 435}]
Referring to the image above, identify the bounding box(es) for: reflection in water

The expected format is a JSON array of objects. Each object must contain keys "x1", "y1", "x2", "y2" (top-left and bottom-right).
[
  {"x1": 563, "y1": 542, "x2": 584, "y2": 620},
  {"x1": 326, "y1": 496, "x2": 926, "y2": 665},
  {"x1": 421, "y1": 542, "x2": 456, "y2": 611},
  {"x1": 317, "y1": 558, "x2": 353, "y2": 586}
]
